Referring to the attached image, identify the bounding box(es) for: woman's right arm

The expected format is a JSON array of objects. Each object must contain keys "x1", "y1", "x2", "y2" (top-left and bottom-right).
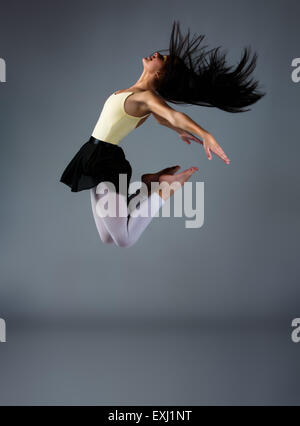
[
  {"x1": 144, "y1": 90, "x2": 230, "y2": 164},
  {"x1": 144, "y1": 90, "x2": 209, "y2": 138}
]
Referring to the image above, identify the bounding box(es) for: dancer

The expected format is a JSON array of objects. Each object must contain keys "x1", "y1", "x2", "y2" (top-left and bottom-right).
[{"x1": 60, "y1": 20, "x2": 265, "y2": 248}]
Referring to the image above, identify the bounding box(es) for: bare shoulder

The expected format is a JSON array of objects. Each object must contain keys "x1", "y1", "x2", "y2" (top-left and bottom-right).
[
  {"x1": 122, "y1": 89, "x2": 177, "y2": 123},
  {"x1": 120, "y1": 90, "x2": 160, "y2": 118},
  {"x1": 140, "y1": 90, "x2": 178, "y2": 122},
  {"x1": 130, "y1": 90, "x2": 158, "y2": 110},
  {"x1": 141, "y1": 90, "x2": 164, "y2": 101},
  {"x1": 130, "y1": 89, "x2": 163, "y2": 101},
  {"x1": 142, "y1": 90, "x2": 175, "y2": 108}
]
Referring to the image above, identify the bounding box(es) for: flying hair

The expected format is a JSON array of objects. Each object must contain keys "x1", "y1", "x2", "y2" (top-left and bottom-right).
[{"x1": 152, "y1": 20, "x2": 266, "y2": 113}]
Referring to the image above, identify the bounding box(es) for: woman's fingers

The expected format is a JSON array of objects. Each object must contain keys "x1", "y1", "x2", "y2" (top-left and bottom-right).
[
  {"x1": 204, "y1": 144, "x2": 212, "y2": 160},
  {"x1": 180, "y1": 135, "x2": 191, "y2": 144},
  {"x1": 202, "y1": 133, "x2": 231, "y2": 164},
  {"x1": 204, "y1": 142, "x2": 230, "y2": 164},
  {"x1": 191, "y1": 135, "x2": 203, "y2": 145},
  {"x1": 183, "y1": 138, "x2": 191, "y2": 144},
  {"x1": 214, "y1": 145, "x2": 230, "y2": 163},
  {"x1": 178, "y1": 131, "x2": 203, "y2": 145},
  {"x1": 207, "y1": 139, "x2": 230, "y2": 163},
  {"x1": 180, "y1": 131, "x2": 230, "y2": 164}
]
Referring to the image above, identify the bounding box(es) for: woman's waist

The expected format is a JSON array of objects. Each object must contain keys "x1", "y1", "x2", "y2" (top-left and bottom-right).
[{"x1": 88, "y1": 136, "x2": 121, "y2": 148}]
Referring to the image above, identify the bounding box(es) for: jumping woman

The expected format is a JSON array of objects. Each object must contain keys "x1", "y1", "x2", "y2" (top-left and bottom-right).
[{"x1": 60, "y1": 20, "x2": 265, "y2": 248}]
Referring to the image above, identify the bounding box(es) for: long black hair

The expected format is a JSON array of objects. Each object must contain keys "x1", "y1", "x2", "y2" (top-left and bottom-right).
[{"x1": 152, "y1": 20, "x2": 266, "y2": 113}]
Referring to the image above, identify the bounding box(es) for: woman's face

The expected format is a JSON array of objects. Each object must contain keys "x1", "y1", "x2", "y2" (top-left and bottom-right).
[{"x1": 142, "y1": 51, "x2": 169, "y2": 74}]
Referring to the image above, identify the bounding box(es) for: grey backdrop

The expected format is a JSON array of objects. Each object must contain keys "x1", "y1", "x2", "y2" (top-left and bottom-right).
[{"x1": 0, "y1": 0, "x2": 299, "y2": 405}]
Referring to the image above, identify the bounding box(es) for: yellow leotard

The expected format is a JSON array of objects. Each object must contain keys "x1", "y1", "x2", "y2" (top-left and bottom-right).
[{"x1": 91, "y1": 91, "x2": 150, "y2": 145}]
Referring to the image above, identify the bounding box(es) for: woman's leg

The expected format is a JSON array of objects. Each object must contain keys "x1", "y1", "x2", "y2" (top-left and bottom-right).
[
  {"x1": 90, "y1": 185, "x2": 144, "y2": 244},
  {"x1": 90, "y1": 165, "x2": 181, "y2": 245},
  {"x1": 90, "y1": 187, "x2": 114, "y2": 244},
  {"x1": 91, "y1": 166, "x2": 198, "y2": 248},
  {"x1": 92, "y1": 183, "x2": 165, "y2": 248}
]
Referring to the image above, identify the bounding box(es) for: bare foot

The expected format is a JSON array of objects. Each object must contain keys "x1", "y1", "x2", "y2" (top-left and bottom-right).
[
  {"x1": 141, "y1": 165, "x2": 181, "y2": 193},
  {"x1": 156, "y1": 167, "x2": 199, "y2": 200}
]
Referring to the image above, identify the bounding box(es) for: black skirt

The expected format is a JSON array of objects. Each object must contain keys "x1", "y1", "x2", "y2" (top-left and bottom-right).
[{"x1": 60, "y1": 136, "x2": 132, "y2": 197}]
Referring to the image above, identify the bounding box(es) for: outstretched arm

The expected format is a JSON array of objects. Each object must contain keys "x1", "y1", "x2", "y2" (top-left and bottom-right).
[
  {"x1": 152, "y1": 111, "x2": 186, "y2": 133},
  {"x1": 145, "y1": 91, "x2": 230, "y2": 164},
  {"x1": 152, "y1": 111, "x2": 204, "y2": 146}
]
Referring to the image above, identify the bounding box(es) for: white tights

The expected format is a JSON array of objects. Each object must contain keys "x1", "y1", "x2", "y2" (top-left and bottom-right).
[{"x1": 90, "y1": 183, "x2": 165, "y2": 248}]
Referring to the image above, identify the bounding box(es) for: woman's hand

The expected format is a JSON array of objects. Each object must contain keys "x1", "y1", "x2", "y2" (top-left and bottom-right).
[
  {"x1": 178, "y1": 129, "x2": 230, "y2": 165},
  {"x1": 177, "y1": 129, "x2": 203, "y2": 145},
  {"x1": 202, "y1": 132, "x2": 230, "y2": 164}
]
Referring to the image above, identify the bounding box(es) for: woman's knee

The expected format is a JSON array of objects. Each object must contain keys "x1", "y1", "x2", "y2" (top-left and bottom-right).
[
  {"x1": 114, "y1": 235, "x2": 136, "y2": 248},
  {"x1": 102, "y1": 234, "x2": 114, "y2": 244}
]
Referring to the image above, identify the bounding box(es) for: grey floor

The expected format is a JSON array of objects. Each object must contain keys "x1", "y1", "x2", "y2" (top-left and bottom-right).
[{"x1": 0, "y1": 320, "x2": 299, "y2": 405}]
